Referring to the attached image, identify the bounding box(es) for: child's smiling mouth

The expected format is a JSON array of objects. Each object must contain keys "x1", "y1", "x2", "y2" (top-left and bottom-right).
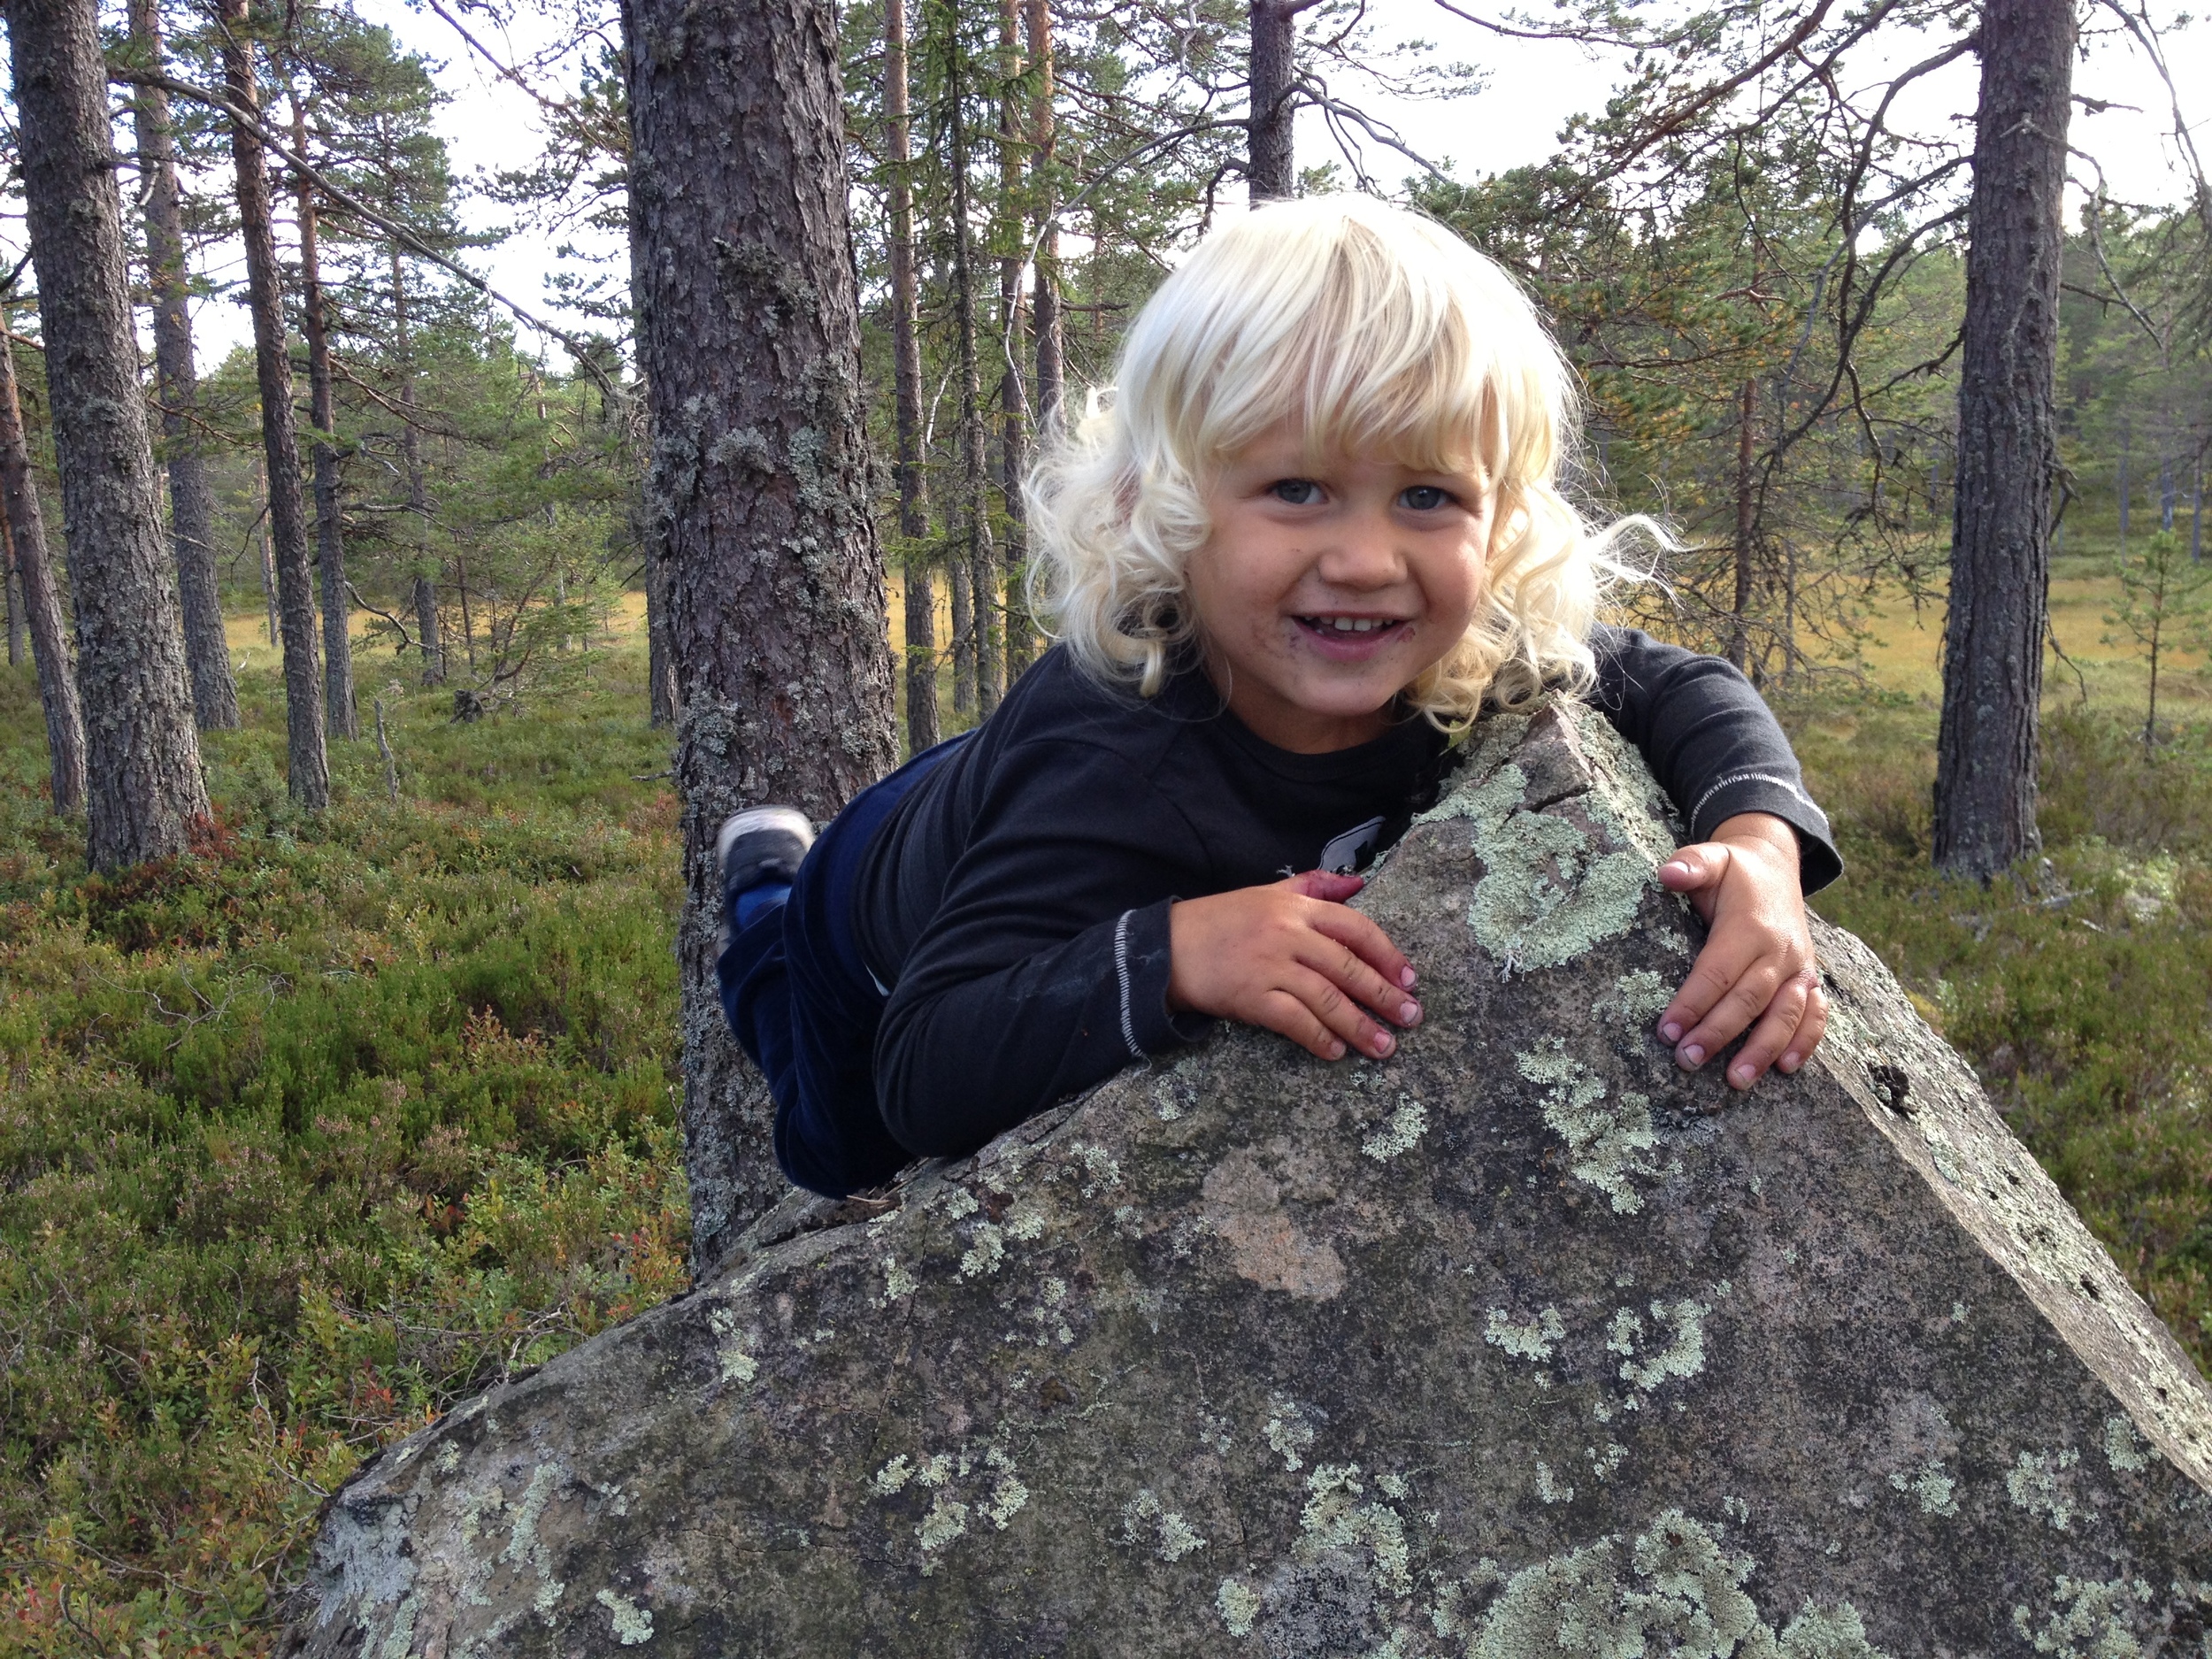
[{"x1": 1294, "y1": 614, "x2": 1412, "y2": 653}]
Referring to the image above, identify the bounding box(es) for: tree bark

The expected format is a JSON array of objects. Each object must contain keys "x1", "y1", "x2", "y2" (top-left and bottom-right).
[
  {"x1": 0, "y1": 330, "x2": 87, "y2": 815},
  {"x1": 3, "y1": 520, "x2": 19, "y2": 666},
  {"x1": 949, "y1": 535, "x2": 976, "y2": 715},
  {"x1": 388, "y1": 242, "x2": 442, "y2": 686},
  {"x1": 623, "y1": 0, "x2": 898, "y2": 1259},
  {"x1": 621, "y1": 173, "x2": 678, "y2": 727},
  {"x1": 294, "y1": 93, "x2": 356, "y2": 740},
  {"x1": 887, "y1": 0, "x2": 937, "y2": 753},
  {"x1": 128, "y1": 0, "x2": 238, "y2": 732},
  {"x1": 1027, "y1": 0, "x2": 1063, "y2": 438},
  {"x1": 946, "y1": 12, "x2": 1001, "y2": 716},
  {"x1": 1932, "y1": 0, "x2": 2072, "y2": 878},
  {"x1": 995, "y1": 0, "x2": 1033, "y2": 683},
  {"x1": 7, "y1": 0, "x2": 207, "y2": 864},
  {"x1": 1248, "y1": 0, "x2": 1313, "y2": 201},
  {"x1": 1728, "y1": 377, "x2": 1756, "y2": 672},
  {"x1": 219, "y1": 0, "x2": 327, "y2": 808},
  {"x1": 256, "y1": 451, "x2": 280, "y2": 647}
]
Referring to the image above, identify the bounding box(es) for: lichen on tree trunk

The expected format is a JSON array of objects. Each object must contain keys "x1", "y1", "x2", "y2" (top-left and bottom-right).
[{"x1": 621, "y1": 0, "x2": 898, "y2": 1262}]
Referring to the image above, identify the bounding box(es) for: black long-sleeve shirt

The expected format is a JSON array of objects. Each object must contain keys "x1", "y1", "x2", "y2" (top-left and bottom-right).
[{"x1": 853, "y1": 630, "x2": 1837, "y2": 1160}]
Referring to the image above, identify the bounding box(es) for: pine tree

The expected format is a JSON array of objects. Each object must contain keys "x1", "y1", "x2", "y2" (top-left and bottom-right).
[
  {"x1": 0, "y1": 326, "x2": 86, "y2": 814},
  {"x1": 8, "y1": 0, "x2": 209, "y2": 865}
]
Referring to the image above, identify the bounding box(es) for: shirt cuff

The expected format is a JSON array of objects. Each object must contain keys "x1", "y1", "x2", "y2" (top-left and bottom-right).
[
  {"x1": 1115, "y1": 898, "x2": 1213, "y2": 1058},
  {"x1": 1686, "y1": 774, "x2": 1843, "y2": 896}
]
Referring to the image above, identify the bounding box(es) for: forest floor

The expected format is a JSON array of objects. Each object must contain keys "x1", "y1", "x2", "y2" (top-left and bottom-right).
[{"x1": 1, "y1": 562, "x2": 2208, "y2": 1655}]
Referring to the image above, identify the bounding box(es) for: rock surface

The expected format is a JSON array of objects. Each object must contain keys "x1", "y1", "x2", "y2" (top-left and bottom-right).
[{"x1": 288, "y1": 703, "x2": 2212, "y2": 1658}]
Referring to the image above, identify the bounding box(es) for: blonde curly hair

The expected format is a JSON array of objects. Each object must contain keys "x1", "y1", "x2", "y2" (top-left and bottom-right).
[{"x1": 1027, "y1": 194, "x2": 1645, "y2": 732}]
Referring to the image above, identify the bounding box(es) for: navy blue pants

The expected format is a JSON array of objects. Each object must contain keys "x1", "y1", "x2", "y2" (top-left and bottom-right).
[{"x1": 718, "y1": 734, "x2": 969, "y2": 1199}]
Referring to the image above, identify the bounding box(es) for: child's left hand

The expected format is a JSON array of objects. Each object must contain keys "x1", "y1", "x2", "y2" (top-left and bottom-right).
[{"x1": 1653, "y1": 812, "x2": 1826, "y2": 1090}]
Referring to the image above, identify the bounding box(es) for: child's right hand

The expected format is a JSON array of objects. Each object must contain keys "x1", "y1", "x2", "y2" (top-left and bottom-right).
[{"x1": 1168, "y1": 872, "x2": 1422, "y2": 1063}]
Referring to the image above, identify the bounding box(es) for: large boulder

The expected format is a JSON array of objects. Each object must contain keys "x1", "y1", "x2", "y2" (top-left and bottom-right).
[{"x1": 287, "y1": 703, "x2": 2212, "y2": 1658}]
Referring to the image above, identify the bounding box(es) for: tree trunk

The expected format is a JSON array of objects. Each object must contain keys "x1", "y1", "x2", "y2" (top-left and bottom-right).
[
  {"x1": 1728, "y1": 377, "x2": 1756, "y2": 671},
  {"x1": 257, "y1": 453, "x2": 280, "y2": 647},
  {"x1": 946, "y1": 14, "x2": 1001, "y2": 716},
  {"x1": 1248, "y1": 0, "x2": 1308, "y2": 201},
  {"x1": 622, "y1": 182, "x2": 679, "y2": 727},
  {"x1": 887, "y1": 0, "x2": 937, "y2": 753},
  {"x1": 1932, "y1": 0, "x2": 2072, "y2": 878},
  {"x1": 4, "y1": 521, "x2": 19, "y2": 666},
  {"x1": 0, "y1": 331, "x2": 88, "y2": 815},
  {"x1": 949, "y1": 529, "x2": 976, "y2": 716},
  {"x1": 995, "y1": 0, "x2": 1033, "y2": 684},
  {"x1": 7, "y1": 0, "x2": 207, "y2": 864},
  {"x1": 623, "y1": 0, "x2": 898, "y2": 1260},
  {"x1": 294, "y1": 94, "x2": 356, "y2": 741},
  {"x1": 1027, "y1": 0, "x2": 1064, "y2": 438},
  {"x1": 220, "y1": 0, "x2": 327, "y2": 808},
  {"x1": 388, "y1": 243, "x2": 443, "y2": 687},
  {"x1": 128, "y1": 0, "x2": 237, "y2": 732}
]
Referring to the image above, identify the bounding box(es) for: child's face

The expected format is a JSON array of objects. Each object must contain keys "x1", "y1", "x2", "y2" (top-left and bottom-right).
[{"x1": 1189, "y1": 425, "x2": 1494, "y2": 753}]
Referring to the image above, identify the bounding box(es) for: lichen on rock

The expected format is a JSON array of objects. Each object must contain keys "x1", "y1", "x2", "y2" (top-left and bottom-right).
[{"x1": 285, "y1": 702, "x2": 2212, "y2": 1659}]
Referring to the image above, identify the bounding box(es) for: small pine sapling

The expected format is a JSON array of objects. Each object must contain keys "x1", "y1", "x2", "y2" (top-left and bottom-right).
[{"x1": 2103, "y1": 530, "x2": 2209, "y2": 749}]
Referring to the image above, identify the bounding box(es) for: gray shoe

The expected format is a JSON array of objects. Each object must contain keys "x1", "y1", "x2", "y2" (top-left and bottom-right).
[{"x1": 715, "y1": 805, "x2": 815, "y2": 955}]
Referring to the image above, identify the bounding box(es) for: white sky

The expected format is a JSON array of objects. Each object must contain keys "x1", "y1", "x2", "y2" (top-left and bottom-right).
[{"x1": 181, "y1": 0, "x2": 2209, "y2": 363}]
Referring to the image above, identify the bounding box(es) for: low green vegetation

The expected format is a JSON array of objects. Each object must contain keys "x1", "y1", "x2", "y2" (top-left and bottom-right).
[
  {"x1": 0, "y1": 588, "x2": 2208, "y2": 1655},
  {"x1": 0, "y1": 636, "x2": 687, "y2": 1655}
]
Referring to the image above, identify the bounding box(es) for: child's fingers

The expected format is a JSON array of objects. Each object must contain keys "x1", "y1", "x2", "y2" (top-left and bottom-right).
[
  {"x1": 1284, "y1": 965, "x2": 1398, "y2": 1058},
  {"x1": 1669, "y1": 957, "x2": 1784, "y2": 1071},
  {"x1": 1285, "y1": 870, "x2": 1365, "y2": 902},
  {"x1": 1656, "y1": 932, "x2": 1759, "y2": 1052},
  {"x1": 1776, "y1": 981, "x2": 1829, "y2": 1074},
  {"x1": 1253, "y1": 988, "x2": 1350, "y2": 1062},
  {"x1": 1303, "y1": 900, "x2": 1418, "y2": 995},
  {"x1": 1655, "y1": 842, "x2": 1729, "y2": 893},
  {"x1": 1722, "y1": 968, "x2": 1817, "y2": 1088},
  {"x1": 1294, "y1": 931, "x2": 1422, "y2": 1033}
]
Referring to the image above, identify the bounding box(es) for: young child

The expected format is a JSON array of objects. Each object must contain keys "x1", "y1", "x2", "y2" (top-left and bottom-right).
[{"x1": 721, "y1": 195, "x2": 1839, "y2": 1202}]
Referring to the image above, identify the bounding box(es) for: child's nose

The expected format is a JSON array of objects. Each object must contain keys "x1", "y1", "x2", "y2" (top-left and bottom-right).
[{"x1": 1317, "y1": 509, "x2": 1405, "y2": 585}]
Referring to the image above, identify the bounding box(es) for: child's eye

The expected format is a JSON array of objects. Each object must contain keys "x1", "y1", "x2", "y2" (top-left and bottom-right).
[
  {"x1": 1270, "y1": 479, "x2": 1324, "y2": 505},
  {"x1": 1400, "y1": 485, "x2": 1455, "y2": 511}
]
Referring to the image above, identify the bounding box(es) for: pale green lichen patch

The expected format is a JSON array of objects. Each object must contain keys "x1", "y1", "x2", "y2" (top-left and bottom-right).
[
  {"x1": 958, "y1": 1222, "x2": 1006, "y2": 1279},
  {"x1": 1264, "y1": 1396, "x2": 1316, "y2": 1471},
  {"x1": 1297, "y1": 1463, "x2": 1412, "y2": 1598},
  {"x1": 1217, "y1": 1578, "x2": 1262, "y2": 1638},
  {"x1": 1518, "y1": 1042, "x2": 1661, "y2": 1213},
  {"x1": 594, "y1": 1588, "x2": 653, "y2": 1647},
  {"x1": 1532, "y1": 1459, "x2": 1575, "y2": 1504},
  {"x1": 2007, "y1": 1448, "x2": 2082, "y2": 1532},
  {"x1": 2011, "y1": 1575, "x2": 2153, "y2": 1657},
  {"x1": 1888, "y1": 1460, "x2": 1960, "y2": 1517},
  {"x1": 1120, "y1": 1488, "x2": 1207, "y2": 1562},
  {"x1": 1362, "y1": 1095, "x2": 1429, "y2": 1162},
  {"x1": 1609, "y1": 1300, "x2": 1709, "y2": 1394},
  {"x1": 1468, "y1": 1510, "x2": 1889, "y2": 1658},
  {"x1": 877, "y1": 1255, "x2": 918, "y2": 1305},
  {"x1": 1485, "y1": 1305, "x2": 1566, "y2": 1363},
  {"x1": 1419, "y1": 750, "x2": 1656, "y2": 976},
  {"x1": 2102, "y1": 1415, "x2": 2151, "y2": 1474},
  {"x1": 706, "y1": 1306, "x2": 758, "y2": 1386},
  {"x1": 1594, "y1": 969, "x2": 1673, "y2": 1026}
]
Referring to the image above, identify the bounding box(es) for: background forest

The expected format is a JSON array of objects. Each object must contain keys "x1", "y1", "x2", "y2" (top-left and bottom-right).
[{"x1": 0, "y1": 0, "x2": 2207, "y2": 1649}]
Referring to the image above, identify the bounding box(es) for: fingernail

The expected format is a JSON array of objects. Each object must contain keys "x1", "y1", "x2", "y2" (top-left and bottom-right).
[
  {"x1": 1660, "y1": 1021, "x2": 1682, "y2": 1043},
  {"x1": 1327, "y1": 1041, "x2": 1346, "y2": 1059},
  {"x1": 1373, "y1": 1033, "x2": 1395, "y2": 1056},
  {"x1": 1779, "y1": 1052, "x2": 1801, "y2": 1072},
  {"x1": 1400, "y1": 1002, "x2": 1421, "y2": 1025},
  {"x1": 1399, "y1": 967, "x2": 1417, "y2": 989},
  {"x1": 1731, "y1": 1064, "x2": 1755, "y2": 1087},
  {"x1": 1661, "y1": 861, "x2": 1689, "y2": 880},
  {"x1": 1679, "y1": 1043, "x2": 1705, "y2": 1067}
]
